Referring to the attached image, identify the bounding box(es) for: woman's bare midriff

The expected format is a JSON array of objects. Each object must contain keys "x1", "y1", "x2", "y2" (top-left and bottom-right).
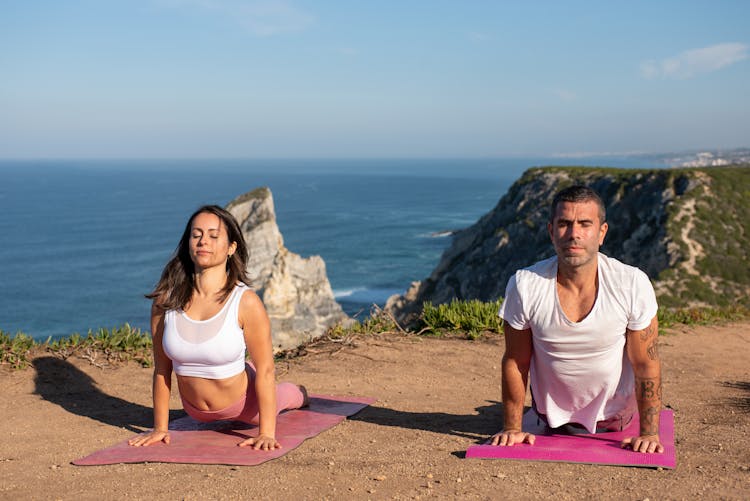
[{"x1": 176, "y1": 370, "x2": 248, "y2": 410}]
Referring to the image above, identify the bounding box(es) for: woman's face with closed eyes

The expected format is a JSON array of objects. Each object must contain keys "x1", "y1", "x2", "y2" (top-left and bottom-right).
[{"x1": 188, "y1": 212, "x2": 237, "y2": 272}]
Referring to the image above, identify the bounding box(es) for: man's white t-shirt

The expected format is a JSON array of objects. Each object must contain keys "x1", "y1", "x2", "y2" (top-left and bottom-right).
[{"x1": 499, "y1": 253, "x2": 658, "y2": 433}]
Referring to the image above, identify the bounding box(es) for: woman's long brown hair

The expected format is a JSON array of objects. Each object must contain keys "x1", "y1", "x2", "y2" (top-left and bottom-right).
[{"x1": 146, "y1": 205, "x2": 251, "y2": 310}]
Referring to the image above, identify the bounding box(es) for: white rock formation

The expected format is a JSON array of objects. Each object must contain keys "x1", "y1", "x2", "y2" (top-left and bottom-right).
[{"x1": 226, "y1": 187, "x2": 349, "y2": 351}]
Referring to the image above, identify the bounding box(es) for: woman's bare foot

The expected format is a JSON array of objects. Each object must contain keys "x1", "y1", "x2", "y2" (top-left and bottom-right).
[{"x1": 298, "y1": 385, "x2": 310, "y2": 408}]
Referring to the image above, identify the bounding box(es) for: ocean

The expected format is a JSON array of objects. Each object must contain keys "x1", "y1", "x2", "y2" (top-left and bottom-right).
[{"x1": 0, "y1": 157, "x2": 657, "y2": 340}]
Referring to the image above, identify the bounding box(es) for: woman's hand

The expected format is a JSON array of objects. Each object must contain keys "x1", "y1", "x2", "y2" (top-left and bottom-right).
[
  {"x1": 238, "y1": 434, "x2": 281, "y2": 451},
  {"x1": 128, "y1": 430, "x2": 170, "y2": 447}
]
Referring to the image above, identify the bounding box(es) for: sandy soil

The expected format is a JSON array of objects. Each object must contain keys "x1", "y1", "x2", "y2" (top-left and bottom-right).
[{"x1": 1, "y1": 322, "x2": 749, "y2": 500}]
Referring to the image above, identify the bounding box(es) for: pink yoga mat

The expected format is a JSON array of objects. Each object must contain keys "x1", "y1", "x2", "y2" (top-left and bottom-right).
[
  {"x1": 73, "y1": 394, "x2": 375, "y2": 466},
  {"x1": 466, "y1": 409, "x2": 675, "y2": 469}
]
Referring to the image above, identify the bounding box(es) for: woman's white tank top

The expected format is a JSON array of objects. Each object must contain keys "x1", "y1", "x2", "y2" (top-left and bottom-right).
[{"x1": 162, "y1": 284, "x2": 248, "y2": 379}]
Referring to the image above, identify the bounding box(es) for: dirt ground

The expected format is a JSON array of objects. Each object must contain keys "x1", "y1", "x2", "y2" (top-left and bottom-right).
[{"x1": 1, "y1": 322, "x2": 749, "y2": 500}]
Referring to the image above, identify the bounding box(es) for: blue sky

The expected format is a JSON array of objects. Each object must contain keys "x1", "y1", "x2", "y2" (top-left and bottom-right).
[{"x1": 1, "y1": 0, "x2": 748, "y2": 158}]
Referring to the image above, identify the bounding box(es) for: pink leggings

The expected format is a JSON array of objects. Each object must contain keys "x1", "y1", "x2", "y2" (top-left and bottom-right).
[{"x1": 180, "y1": 363, "x2": 305, "y2": 425}]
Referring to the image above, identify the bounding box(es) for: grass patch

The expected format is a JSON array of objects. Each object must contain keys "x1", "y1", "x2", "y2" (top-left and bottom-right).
[
  {"x1": 658, "y1": 305, "x2": 750, "y2": 330},
  {"x1": 0, "y1": 324, "x2": 153, "y2": 370},
  {"x1": 0, "y1": 331, "x2": 36, "y2": 369},
  {"x1": 5, "y1": 301, "x2": 749, "y2": 369},
  {"x1": 421, "y1": 299, "x2": 504, "y2": 339},
  {"x1": 418, "y1": 300, "x2": 749, "y2": 338},
  {"x1": 326, "y1": 306, "x2": 401, "y2": 338}
]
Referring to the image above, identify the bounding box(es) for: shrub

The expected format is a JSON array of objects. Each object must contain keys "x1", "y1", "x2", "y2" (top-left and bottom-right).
[
  {"x1": 1, "y1": 324, "x2": 153, "y2": 370},
  {"x1": 658, "y1": 305, "x2": 750, "y2": 329},
  {"x1": 421, "y1": 299, "x2": 504, "y2": 339},
  {"x1": 0, "y1": 331, "x2": 36, "y2": 369}
]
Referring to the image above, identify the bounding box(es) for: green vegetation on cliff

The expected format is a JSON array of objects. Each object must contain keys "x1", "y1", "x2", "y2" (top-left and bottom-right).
[{"x1": 659, "y1": 166, "x2": 750, "y2": 307}]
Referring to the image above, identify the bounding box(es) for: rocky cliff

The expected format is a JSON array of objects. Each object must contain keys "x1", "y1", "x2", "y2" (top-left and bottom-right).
[
  {"x1": 226, "y1": 187, "x2": 349, "y2": 351},
  {"x1": 387, "y1": 165, "x2": 750, "y2": 326}
]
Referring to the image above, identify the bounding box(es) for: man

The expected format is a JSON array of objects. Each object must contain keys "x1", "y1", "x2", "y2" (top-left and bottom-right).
[{"x1": 490, "y1": 185, "x2": 663, "y2": 453}]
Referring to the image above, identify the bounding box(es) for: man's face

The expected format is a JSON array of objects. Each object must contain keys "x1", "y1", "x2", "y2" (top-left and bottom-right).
[{"x1": 547, "y1": 200, "x2": 608, "y2": 269}]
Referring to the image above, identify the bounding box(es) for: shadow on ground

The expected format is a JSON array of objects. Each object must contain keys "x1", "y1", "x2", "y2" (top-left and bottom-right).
[
  {"x1": 33, "y1": 356, "x2": 184, "y2": 433},
  {"x1": 722, "y1": 380, "x2": 750, "y2": 412},
  {"x1": 349, "y1": 401, "x2": 518, "y2": 442}
]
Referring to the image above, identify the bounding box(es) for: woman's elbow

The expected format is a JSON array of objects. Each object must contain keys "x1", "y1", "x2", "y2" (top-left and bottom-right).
[{"x1": 254, "y1": 364, "x2": 276, "y2": 382}]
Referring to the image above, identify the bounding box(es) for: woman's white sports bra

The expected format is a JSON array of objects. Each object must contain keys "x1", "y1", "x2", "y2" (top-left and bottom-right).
[{"x1": 162, "y1": 284, "x2": 248, "y2": 379}]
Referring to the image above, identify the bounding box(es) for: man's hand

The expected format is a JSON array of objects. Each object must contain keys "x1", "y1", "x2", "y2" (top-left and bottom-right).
[
  {"x1": 488, "y1": 430, "x2": 536, "y2": 446},
  {"x1": 238, "y1": 434, "x2": 281, "y2": 451},
  {"x1": 621, "y1": 434, "x2": 663, "y2": 453}
]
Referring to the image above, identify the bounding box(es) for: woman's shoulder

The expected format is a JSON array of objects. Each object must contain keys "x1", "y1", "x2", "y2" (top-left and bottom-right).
[
  {"x1": 234, "y1": 281, "x2": 255, "y2": 294},
  {"x1": 235, "y1": 283, "x2": 269, "y2": 330},
  {"x1": 235, "y1": 283, "x2": 262, "y2": 306}
]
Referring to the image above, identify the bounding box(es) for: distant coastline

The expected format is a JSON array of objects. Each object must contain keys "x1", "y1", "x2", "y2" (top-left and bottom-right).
[{"x1": 640, "y1": 147, "x2": 750, "y2": 167}]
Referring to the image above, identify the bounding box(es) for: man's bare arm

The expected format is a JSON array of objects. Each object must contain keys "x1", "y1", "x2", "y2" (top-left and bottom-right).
[
  {"x1": 489, "y1": 323, "x2": 535, "y2": 446},
  {"x1": 624, "y1": 315, "x2": 664, "y2": 453}
]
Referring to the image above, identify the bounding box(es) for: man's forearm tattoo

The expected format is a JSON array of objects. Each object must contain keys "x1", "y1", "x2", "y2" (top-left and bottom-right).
[
  {"x1": 636, "y1": 377, "x2": 662, "y2": 400},
  {"x1": 647, "y1": 339, "x2": 659, "y2": 360},
  {"x1": 640, "y1": 321, "x2": 657, "y2": 342},
  {"x1": 640, "y1": 405, "x2": 660, "y2": 435}
]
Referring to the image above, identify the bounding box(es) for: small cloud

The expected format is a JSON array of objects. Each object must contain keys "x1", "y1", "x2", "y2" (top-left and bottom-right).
[
  {"x1": 468, "y1": 31, "x2": 491, "y2": 42},
  {"x1": 336, "y1": 47, "x2": 358, "y2": 56},
  {"x1": 641, "y1": 42, "x2": 748, "y2": 79},
  {"x1": 158, "y1": 0, "x2": 315, "y2": 37},
  {"x1": 553, "y1": 89, "x2": 577, "y2": 102},
  {"x1": 236, "y1": 0, "x2": 315, "y2": 36},
  {"x1": 639, "y1": 60, "x2": 659, "y2": 79}
]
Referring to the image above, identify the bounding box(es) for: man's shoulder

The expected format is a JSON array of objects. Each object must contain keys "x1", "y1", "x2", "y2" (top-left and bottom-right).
[
  {"x1": 514, "y1": 255, "x2": 557, "y2": 286},
  {"x1": 597, "y1": 253, "x2": 654, "y2": 295},
  {"x1": 520, "y1": 255, "x2": 557, "y2": 274},
  {"x1": 598, "y1": 254, "x2": 658, "y2": 325},
  {"x1": 598, "y1": 253, "x2": 648, "y2": 277}
]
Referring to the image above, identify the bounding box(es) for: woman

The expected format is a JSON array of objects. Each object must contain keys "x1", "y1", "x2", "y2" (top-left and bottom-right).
[{"x1": 129, "y1": 205, "x2": 307, "y2": 451}]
